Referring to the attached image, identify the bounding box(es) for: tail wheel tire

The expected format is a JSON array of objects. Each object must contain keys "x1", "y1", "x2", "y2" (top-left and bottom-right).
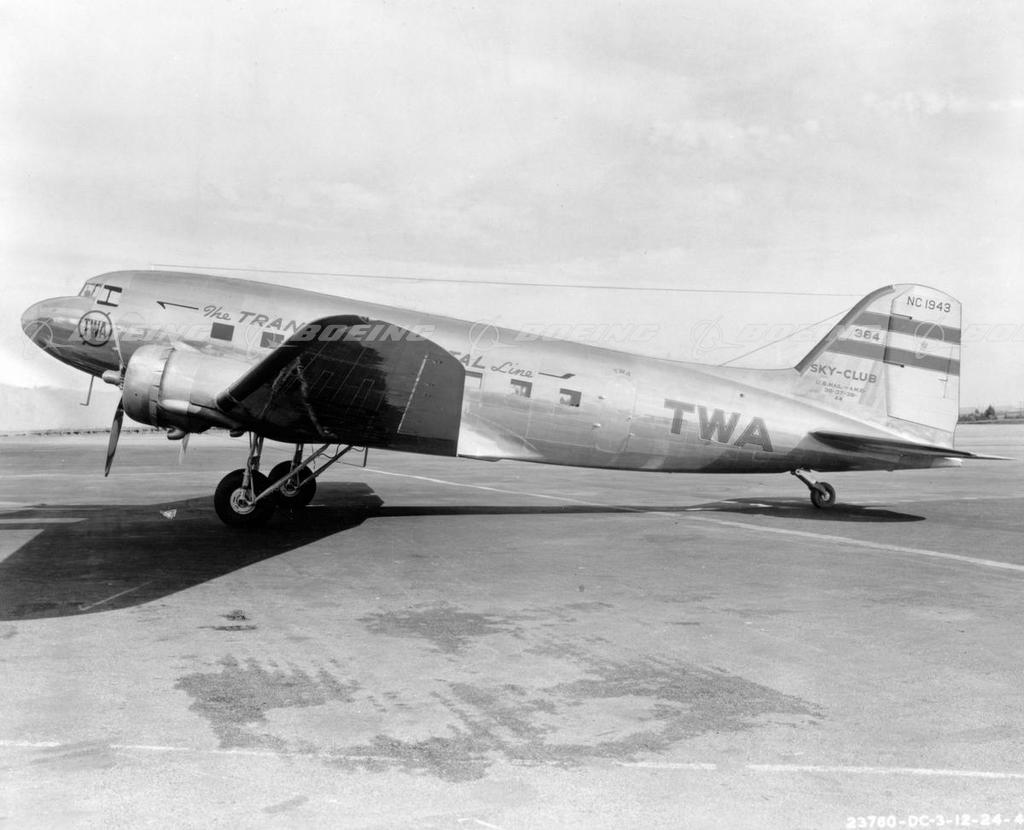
[
  {"x1": 268, "y1": 461, "x2": 317, "y2": 508},
  {"x1": 810, "y1": 482, "x2": 837, "y2": 509},
  {"x1": 214, "y1": 469, "x2": 275, "y2": 526}
]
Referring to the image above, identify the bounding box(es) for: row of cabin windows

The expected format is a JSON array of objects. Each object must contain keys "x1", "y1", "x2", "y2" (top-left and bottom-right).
[
  {"x1": 211, "y1": 324, "x2": 284, "y2": 349},
  {"x1": 508, "y1": 379, "x2": 580, "y2": 407}
]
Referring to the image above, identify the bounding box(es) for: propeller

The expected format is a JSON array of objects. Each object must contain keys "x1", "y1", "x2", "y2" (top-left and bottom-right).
[
  {"x1": 102, "y1": 317, "x2": 127, "y2": 477},
  {"x1": 100, "y1": 322, "x2": 193, "y2": 475},
  {"x1": 104, "y1": 400, "x2": 124, "y2": 477}
]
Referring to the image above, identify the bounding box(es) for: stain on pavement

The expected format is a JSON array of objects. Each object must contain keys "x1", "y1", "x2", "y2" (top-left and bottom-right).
[
  {"x1": 176, "y1": 599, "x2": 820, "y2": 781},
  {"x1": 359, "y1": 602, "x2": 525, "y2": 654},
  {"x1": 175, "y1": 656, "x2": 360, "y2": 748}
]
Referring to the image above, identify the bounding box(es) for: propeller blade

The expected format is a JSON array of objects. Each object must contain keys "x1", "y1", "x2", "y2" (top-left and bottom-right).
[
  {"x1": 104, "y1": 400, "x2": 124, "y2": 477},
  {"x1": 110, "y1": 316, "x2": 125, "y2": 373},
  {"x1": 177, "y1": 433, "x2": 190, "y2": 465}
]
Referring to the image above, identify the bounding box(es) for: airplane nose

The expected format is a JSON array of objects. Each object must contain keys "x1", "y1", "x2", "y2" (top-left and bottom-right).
[
  {"x1": 21, "y1": 300, "x2": 51, "y2": 341},
  {"x1": 21, "y1": 296, "x2": 95, "y2": 348}
]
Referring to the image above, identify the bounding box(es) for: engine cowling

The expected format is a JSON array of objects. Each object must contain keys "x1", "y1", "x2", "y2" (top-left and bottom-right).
[{"x1": 122, "y1": 344, "x2": 249, "y2": 432}]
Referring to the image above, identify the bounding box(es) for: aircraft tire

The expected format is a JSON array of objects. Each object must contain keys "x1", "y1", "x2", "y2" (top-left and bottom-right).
[
  {"x1": 268, "y1": 461, "x2": 317, "y2": 508},
  {"x1": 214, "y1": 469, "x2": 275, "y2": 526},
  {"x1": 810, "y1": 482, "x2": 837, "y2": 509}
]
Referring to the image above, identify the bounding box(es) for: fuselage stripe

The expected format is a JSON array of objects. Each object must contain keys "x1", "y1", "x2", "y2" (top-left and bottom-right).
[
  {"x1": 827, "y1": 339, "x2": 960, "y2": 375},
  {"x1": 882, "y1": 346, "x2": 960, "y2": 375},
  {"x1": 852, "y1": 312, "x2": 962, "y2": 344},
  {"x1": 827, "y1": 338, "x2": 885, "y2": 360}
]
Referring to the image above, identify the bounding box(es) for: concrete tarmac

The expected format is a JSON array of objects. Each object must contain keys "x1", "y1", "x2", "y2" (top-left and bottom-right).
[{"x1": 1, "y1": 425, "x2": 1022, "y2": 829}]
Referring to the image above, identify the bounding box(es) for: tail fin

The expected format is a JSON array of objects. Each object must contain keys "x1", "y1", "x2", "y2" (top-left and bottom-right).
[{"x1": 793, "y1": 284, "x2": 961, "y2": 444}]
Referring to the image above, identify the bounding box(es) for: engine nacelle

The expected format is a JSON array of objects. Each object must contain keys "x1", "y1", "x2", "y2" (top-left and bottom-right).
[{"x1": 122, "y1": 344, "x2": 249, "y2": 432}]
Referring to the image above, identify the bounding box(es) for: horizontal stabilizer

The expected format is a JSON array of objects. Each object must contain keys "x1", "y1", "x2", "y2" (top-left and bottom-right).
[{"x1": 811, "y1": 431, "x2": 1011, "y2": 460}]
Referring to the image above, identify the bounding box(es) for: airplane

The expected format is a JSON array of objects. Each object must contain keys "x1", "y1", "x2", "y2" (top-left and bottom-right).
[{"x1": 20, "y1": 270, "x2": 1006, "y2": 526}]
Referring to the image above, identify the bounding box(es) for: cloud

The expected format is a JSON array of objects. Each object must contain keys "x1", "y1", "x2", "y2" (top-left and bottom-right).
[{"x1": 863, "y1": 91, "x2": 1024, "y2": 117}]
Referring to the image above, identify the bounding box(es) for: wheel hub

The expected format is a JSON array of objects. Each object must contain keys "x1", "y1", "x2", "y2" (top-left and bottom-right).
[{"x1": 229, "y1": 488, "x2": 255, "y2": 515}]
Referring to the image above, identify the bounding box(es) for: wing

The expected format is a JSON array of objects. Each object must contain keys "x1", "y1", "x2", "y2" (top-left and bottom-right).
[
  {"x1": 811, "y1": 431, "x2": 1011, "y2": 461},
  {"x1": 216, "y1": 315, "x2": 465, "y2": 454}
]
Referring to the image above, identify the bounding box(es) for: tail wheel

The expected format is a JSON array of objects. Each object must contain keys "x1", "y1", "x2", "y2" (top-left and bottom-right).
[
  {"x1": 268, "y1": 461, "x2": 317, "y2": 509},
  {"x1": 810, "y1": 482, "x2": 837, "y2": 509},
  {"x1": 214, "y1": 469, "x2": 275, "y2": 526}
]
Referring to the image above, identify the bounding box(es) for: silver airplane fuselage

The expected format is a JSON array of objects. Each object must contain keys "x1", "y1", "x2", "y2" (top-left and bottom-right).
[{"x1": 22, "y1": 270, "x2": 951, "y2": 477}]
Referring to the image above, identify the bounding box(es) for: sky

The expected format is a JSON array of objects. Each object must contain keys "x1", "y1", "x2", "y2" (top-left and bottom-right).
[{"x1": 2, "y1": 0, "x2": 1023, "y2": 419}]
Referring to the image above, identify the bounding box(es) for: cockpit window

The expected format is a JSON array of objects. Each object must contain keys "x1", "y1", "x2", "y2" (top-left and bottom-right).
[
  {"x1": 96, "y1": 284, "x2": 122, "y2": 307},
  {"x1": 77, "y1": 281, "x2": 122, "y2": 305}
]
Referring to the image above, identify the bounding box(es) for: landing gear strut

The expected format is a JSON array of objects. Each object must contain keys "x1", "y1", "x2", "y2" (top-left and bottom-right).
[
  {"x1": 213, "y1": 436, "x2": 358, "y2": 526},
  {"x1": 791, "y1": 469, "x2": 837, "y2": 509}
]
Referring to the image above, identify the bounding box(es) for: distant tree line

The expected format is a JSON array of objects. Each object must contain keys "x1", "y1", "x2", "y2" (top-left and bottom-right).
[{"x1": 959, "y1": 404, "x2": 1006, "y2": 422}]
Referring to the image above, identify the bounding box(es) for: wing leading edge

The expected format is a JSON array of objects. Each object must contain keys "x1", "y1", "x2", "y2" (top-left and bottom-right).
[{"x1": 216, "y1": 315, "x2": 465, "y2": 453}]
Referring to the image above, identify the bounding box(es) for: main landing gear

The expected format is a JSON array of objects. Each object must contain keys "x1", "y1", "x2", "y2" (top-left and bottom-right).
[
  {"x1": 213, "y1": 434, "x2": 357, "y2": 526},
  {"x1": 791, "y1": 469, "x2": 837, "y2": 509}
]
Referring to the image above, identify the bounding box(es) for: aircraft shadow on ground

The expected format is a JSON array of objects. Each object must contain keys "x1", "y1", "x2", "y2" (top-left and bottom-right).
[
  {"x1": 376, "y1": 498, "x2": 924, "y2": 524},
  {"x1": 0, "y1": 483, "x2": 382, "y2": 622},
  {"x1": 0, "y1": 484, "x2": 922, "y2": 621}
]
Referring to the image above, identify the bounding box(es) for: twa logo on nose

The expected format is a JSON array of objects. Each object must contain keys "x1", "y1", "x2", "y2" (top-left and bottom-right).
[{"x1": 77, "y1": 311, "x2": 112, "y2": 347}]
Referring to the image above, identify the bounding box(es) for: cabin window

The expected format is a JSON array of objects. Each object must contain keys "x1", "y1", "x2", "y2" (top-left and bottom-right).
[
  {"x1": 211, "y1": 322, "x2": 235, "y2": 341},
  {"x1": 510, "y1": 379, "x2": 532, "y2": 398},
  {"x1": 464, "y1": 370, "x2": 483, "y2": 391},
  {"x1": 79, "y1": 283, "x2": 98, "y2": 298},
  {"x1": 260, "y1": 331, "x2": 284, "y2": 349},
  {"x1": 559, "y1": 388, "x2": 581, "y2": 407}
]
